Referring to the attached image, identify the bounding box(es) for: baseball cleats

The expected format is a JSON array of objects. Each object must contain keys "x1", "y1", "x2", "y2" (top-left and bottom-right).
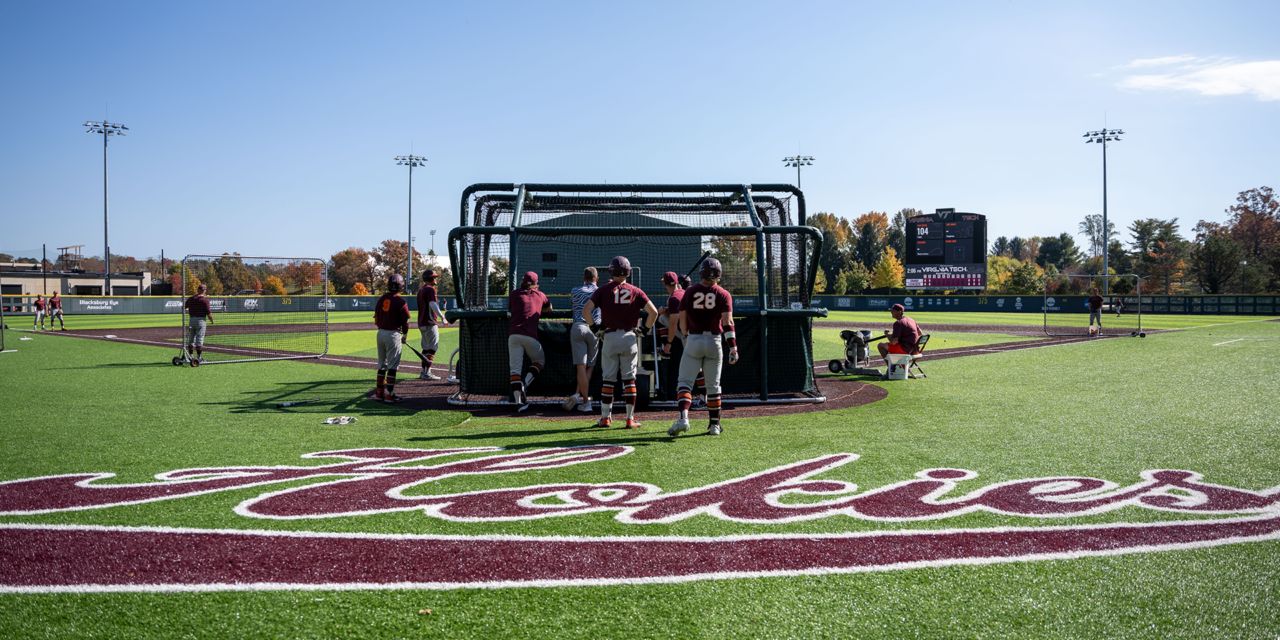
[
  {"x1": 707, "y1": 424, "x2": 723, "y2": 436},
  {"x1": 382, "y1": 393, "x2": 403, "y2": 404},
  {"x1": 624, "y1": 417, "x2": 642, "y2": 429},
  {"x1": 373, "y1": 390, "x2": 385, "y2": 402},
  {"x1": 577, "y1": 398, "x2": 594, "y2": 412},
  {"x1": 595, "y1": 417, "x2": 612, "y2": 429},
  {"x1": 562, "y1": 394, "x2": 581, "y2": 411},
  {"x1": 667, "y1": 418, "x2": 690, "y2": 437},
  {"x1": 517, "y1": 400, "x2": 532, "y2": 413},
  {"x1": 419, "y1": 370, "x2": 441, "y2": 380},
  {"x1": 691, "y1": 396, "x2": 707, "y2": 410}
]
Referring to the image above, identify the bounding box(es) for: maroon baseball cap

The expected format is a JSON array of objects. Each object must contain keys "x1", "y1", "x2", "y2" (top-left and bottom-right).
[
  {"x1": 890, "y1": 303, "x2": 905, "y2": 312},
  {"x1": 662, "y1": 271, "x2": 679, "y2": 285},
  {"x1": 422, "y1": 269, "x2": 439, "y2": 279},
  {"x1": 522, "y1": 271, "x2": 538, "y2": 285}
]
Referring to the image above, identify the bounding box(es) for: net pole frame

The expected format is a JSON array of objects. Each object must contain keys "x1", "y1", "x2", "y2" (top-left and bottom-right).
[
  {"x1": 177, "y1": 254, "x2": 330, "y2": 365},
  {"x1": 1041, "y1": 273, "x2": 1144, "y2": 338}
]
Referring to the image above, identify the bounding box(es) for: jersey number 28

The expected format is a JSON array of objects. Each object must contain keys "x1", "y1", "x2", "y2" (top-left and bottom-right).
[{"x1": 691, "y1": 292, "x2": 716, "y2": 310}]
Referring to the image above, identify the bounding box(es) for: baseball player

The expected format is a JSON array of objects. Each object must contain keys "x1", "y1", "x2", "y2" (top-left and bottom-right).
[
  {"x1": 658, "y1": 272, "x2": 706, "y2": 405},
  {"x1": 581, "y1": 256, "x2": 658, "y2": 429},
  {"x1": 508, "y1": 271, "x2": 551, "y2": 412},
  {"x1": 416, "y1": 269, "x2": 450, "y2": 380},
  {"x1": 563, "y1": 267, "x2": 601, "y2": 412},
  {"x1": 373, "y1": 274, "x2": 411, "y2": 403},
  {"x1": 1088, "y1": 287, "x2": 1104, "y2": 334},
  {"x1": 32, "y1": 294, "x2": 46, "y2": 330},
  {"x1": 668, "y1": 257, "x2": 736, "y2": 437},
  {"x1": 48, "y1": 292, "x2": 66, "y2": 330},
  {"x1": 184, "y1": 284, "x2": 213, "y2": 366}
]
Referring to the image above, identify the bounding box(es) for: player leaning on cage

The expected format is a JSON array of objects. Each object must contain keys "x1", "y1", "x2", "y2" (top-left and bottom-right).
[
  {"x1": 563, "y1": 267, "x2": 600, "y2": 413},
  {"x1": 416, "y1": 269, "x2": 450, "y2": 380},
  {"x1": 373, "y1": 274, "x2": 411, "y2": 403},
  {"x1": 184, "y1": 284, "x2": 213, "y2": 366},
  {"x1": 508, "y1": 271, "x2": 552, "y2": 412},
  {"x1": 668, "y1": 258, "x2": 737, "y2": 437},
  {"x1": 48, "y1": 292, "x2": 66, "y2": 330},
  {"x1": 582, "y1": 256, "x2": 658, "y2": 429}
]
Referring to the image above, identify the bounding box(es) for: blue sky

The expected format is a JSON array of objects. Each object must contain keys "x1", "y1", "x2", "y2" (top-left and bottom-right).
[{"x1": 1, "y1": 1, "x2": 1277, "y2": 263}]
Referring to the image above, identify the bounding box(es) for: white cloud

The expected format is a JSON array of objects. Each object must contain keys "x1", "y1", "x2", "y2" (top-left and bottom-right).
[
  {"x1": 1117, "y1": 56, "x2": 1280, "y2": 102},
  {"x1": 1123, "y1": 55, "x2": 1201, "y2": 68}
]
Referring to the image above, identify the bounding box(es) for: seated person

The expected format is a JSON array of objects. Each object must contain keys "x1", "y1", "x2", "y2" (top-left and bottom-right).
[{"x1": 877, "y1": 303, "x2": 921, "y2": 365}]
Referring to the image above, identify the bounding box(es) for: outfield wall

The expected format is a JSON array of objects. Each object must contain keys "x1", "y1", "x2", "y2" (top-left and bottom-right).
[
  {"x1": 1, "y1": 293, "x2": 1276, "y2": 316},
  {"x1": 809, "y1": 294, "x2": 1278, "y2": 315}
]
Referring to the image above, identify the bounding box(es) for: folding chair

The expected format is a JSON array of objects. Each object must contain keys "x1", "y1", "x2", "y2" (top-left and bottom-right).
[{"x1": 908, "y1": 334, "x2": 930, "y2": 379}]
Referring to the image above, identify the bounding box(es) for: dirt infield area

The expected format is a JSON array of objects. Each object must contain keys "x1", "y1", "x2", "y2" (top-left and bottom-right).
[{"x1": 37, "y1": 319, "x2": 1151, "y2": 419}]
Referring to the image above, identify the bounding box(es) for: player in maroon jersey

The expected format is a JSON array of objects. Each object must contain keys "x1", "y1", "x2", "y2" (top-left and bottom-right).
[
  {"x1": 48, "y1": 292, "x2": 66, "y2": 330},
  {"x1": 416, "y1": 270, "x2": 449, "y2": 380},
  {"x1": 668, "y1": 258, "x2": 736, "y2": 437},
  {"x1": 184, "y1": 284, "x2": 213, "y2": 366},
  {"x1": 32, "y1": 294, "x2": 46, "y2": 330},
  {"x1": 373, "y1": 274, "x2": 411, "y2": 403},
  {"x1": 581, "y1": 256, "x2": 658, "y2": 429},
  {"x1": 508, "y1": 272, "x2": 552, "y2": 411}
]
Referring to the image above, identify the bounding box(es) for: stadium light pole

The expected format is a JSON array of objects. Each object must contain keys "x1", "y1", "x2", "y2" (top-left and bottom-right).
[
  {"x1": 783, "y1": 155, "x2": 814, "y2": 189},
  {"x1": 395, "y1": 155, "x2": 427, "y2": 286},
  {"x1": 85, "y1": 120, "x2": 128, "y2": 295},
  {"x1": 1084, "y1": 127, "x2": 1123, "y2": 294}
]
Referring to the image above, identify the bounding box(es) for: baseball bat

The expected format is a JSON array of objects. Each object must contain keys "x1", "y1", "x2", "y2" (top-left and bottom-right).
[
  {"x1": 276, "y1": 398, "x2": 321, "y2": 408},
  {"x1": 685, "y1": 251, "x2": 712, "y2": 280},
  {"x1": 404, "y1": 342, "x2": 427, "y2": 361}
]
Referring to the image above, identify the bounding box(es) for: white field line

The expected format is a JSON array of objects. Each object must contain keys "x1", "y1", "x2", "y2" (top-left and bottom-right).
[
  {"x1": 1175, "y1": 318, "x2": 1279, "y2": 331},
  {"x1": 1213, "y1": 339, "x2": 1244, "y2": 346},
  {"x1": 43, "y1": 331, "x2": 446, "y2": 373}
]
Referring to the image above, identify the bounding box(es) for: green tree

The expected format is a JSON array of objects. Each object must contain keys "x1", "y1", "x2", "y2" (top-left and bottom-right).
[
  {"x1": 1006, "y1": 260, "x2": 1045, "y2": 295},
  {"x1": 842, "y1": 262, "x2": 872, "y2": 294},
  {"x1": 991, "y1": 236, "x2": 1010, "y2": 257},
  {"x1": 1008, "y1": 237, "x2": 1026, "y2": 261},
  {"x1": 853, "y1": 220, "x2": 884, "y2": 271},
  {"x1": 1036, "y1": 233, "x2": 1083, "y2": 270},
  {"x1": 1078, "y1": 214, "x2": 1118, "y2": 258},
  {"x1": 1190, "y1": 234, "x2": 1242, "y2": 294},
  {"x1": 489, "y1": 256, "x2": 510, "y2": 296}
]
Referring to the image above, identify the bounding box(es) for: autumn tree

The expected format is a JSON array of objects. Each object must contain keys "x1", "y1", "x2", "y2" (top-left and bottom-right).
[
  {"x1": 1006, "y1": 260, "x2": 1045, "y2": 295},
  {"x1": 350, "y1": 282, "x2": 369, "y2": 296},
  {"x1": 283, "y1": 261, "x2": 323, "y2": 293},
  {"x1": 263, "y1": 276, "x2": 287, "y2": 295},
  {"x1": 1226, "y1": 186, "x2": 1279, "y2": 263},
  {"x1": 810, "y1": 212, "x2": 852, "y2": 291},
  {"x1": 1146, "y1": 239, "x2": 1188, "y2": 294},
  {"x1": 842, "y1": 262, "x2": 872, "y2": 294},
  {"x1": 329, "y1": 247, "x2": 375, "y2": 295},
  {"x1": 870, "y1": 247, "x2": 904, "y2": 289}
]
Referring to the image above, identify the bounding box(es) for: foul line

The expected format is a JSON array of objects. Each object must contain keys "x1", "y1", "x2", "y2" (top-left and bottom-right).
[{"x1": 1213, "y1": 339, "x2": 1244, "y2": 346}]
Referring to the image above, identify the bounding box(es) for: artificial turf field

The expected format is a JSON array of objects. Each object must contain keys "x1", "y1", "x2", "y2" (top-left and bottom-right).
[{"x1": 2, "y1": 316, "x2": 1279, "y2": 638}]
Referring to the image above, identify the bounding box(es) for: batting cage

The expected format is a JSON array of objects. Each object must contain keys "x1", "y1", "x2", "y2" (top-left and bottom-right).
[
  {"x1": 173, "y1": 255, "x2": 330, "y2": 366},
  {"x1": 1043, "y1": 273, "x2": 1145, "y2": 338},
  {"x1": 445, "y1": 184, "x2": 827, "y2": 407}
]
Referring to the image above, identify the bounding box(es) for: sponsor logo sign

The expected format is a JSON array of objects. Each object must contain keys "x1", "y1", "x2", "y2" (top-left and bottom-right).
[
  {"x1": 165, "y1": 300, "x2": 183, "y2": 309},
  {"x1": 243, "y1": 299, "x2": 259, "y2": 310},
  {"x1": 76, "y1": 299, "x2": 119, "y2": 310},
  {"x1": 318, "y1": 299, "x2": 336, "y2": 310},
  {"x1": 997, "y1": 298, "x2": 1005, "y2": 308},
  {"x1": 903, "y1": 296, "x2": 914, "y2": 309},
  {"x1": 867, "y1": 298, "x2": 889, "y2": 309},
  {"x1": 837, "y1": 298, "x2": 851, "y2": 308},
  {"x1": 3, "y1": 447, "x2": 1278, "y2": 593}
]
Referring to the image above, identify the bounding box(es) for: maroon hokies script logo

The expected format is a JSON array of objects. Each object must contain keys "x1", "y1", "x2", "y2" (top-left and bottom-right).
[{"x1": 2, "y1": 446, "x2": 1279, "y2": 593}]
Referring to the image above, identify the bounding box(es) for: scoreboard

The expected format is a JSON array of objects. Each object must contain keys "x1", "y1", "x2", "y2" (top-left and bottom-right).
[{"x1": 903, "y1": 208, "x2": 987, "y2": 290}]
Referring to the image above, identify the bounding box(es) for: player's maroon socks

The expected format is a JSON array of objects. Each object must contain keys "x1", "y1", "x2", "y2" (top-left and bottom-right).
[
  {"x1": 676, "y1": 388, "x2": 693, "y2": 420},
  {"x1": 600, "y1": 382, "x2": 614, "y2": 419},
  {"x1": 376, "y1": 370, "x2": 386, "y2": 396},
  {"x1": 707, "y1": 394, "x2": 722, "y2": 425},
  {"x1": 623, "y1": 379, "x2": 637, "y2": 418},
  {"x1": 695, "y1": 374, "x2": 706, "y2": 397},
  {"x1": 385, "y1": 370, "x2": 398, "y2": 395},
  {"x1": 421, "y1": 350, "x2": 435, "y2": 369},
  {"x1": 509, "y1": 374, "x2": 524, "y2": 402},
  {"x1": 523, "y1": 362, "x2": 543, "y2": 389}
]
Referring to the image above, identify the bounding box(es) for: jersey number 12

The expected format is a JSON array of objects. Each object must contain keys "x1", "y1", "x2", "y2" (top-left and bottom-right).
[{"x1": 613, "y1": 288, "x2": 632, "y2": 305}]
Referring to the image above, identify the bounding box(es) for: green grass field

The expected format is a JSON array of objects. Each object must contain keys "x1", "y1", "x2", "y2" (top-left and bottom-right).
[{"x1": 2, "y1": 318, "x2": 1279, "y2": 638}]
